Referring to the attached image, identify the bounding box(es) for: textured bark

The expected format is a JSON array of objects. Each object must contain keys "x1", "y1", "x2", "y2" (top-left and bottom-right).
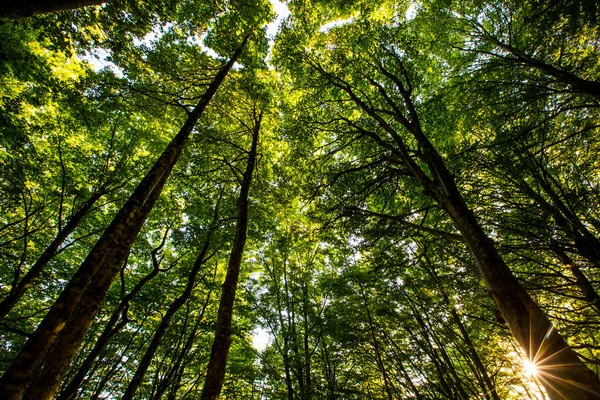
[
  {"x1": 0, "y1": 191, "x2": 103, "y2": 320},
  {"x1": 0, "y1": 37, "x2": 247, "y2": 400},
  {"x1": 328, "y1": 61, "x2": 600, "y2": 399},
  {"x1": 122, "y1": 202, "x2": 219, "y2": 400},
  {"x1": 200, "y1": 111, "x2": 261, "y2": 400},
  {"x1": 0, "y1": 0, "x2": 105, "y2": 18},
  {"x1": 58, "y1": 233, "x2": 167, "y2": 400},
  {"x1": 22, "y1": 163, "x2": 171, "y2": 400}
]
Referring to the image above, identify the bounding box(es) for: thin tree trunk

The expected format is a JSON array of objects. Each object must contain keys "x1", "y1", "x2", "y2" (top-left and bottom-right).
[
  {"x1": 378, "y1": 328, "x2": 422, "y2": 398},
  {"x1": 200, "y1": 111, "x2": 262, "y2": 400},
  {"x1": 262, "y1": 256, "x2": 294, "y2": 400},
  {"x1": 319, "y1": 328, "x2": 336, "y2": 400},
  {"x1": 301, "y1": 281, "x2": 312, "y2": 400},
  {"x1": 0, "y1": 37, "x2": 247, "y2": 400},
  {"x1": 423, "y1": 261, "x2": 501, "y2": 400},
  {"x1": 0, "y1": 191, "x2": 103, "y2": 320},
  {"x1": 0, "y1": 0, "x2": 105, "y2": 18},
  {"x1": 552, "y1": 244, "x2": 600, "y2": 314},
  {"x1": 152, "y1": 290, "x2": 212, "y2": 400},
  {"x1": 122, "y1": 201, "x2": 219, "y2": 400},
  {"x1": 357, "y1": 282, "x2": 394, "y2": 400}
]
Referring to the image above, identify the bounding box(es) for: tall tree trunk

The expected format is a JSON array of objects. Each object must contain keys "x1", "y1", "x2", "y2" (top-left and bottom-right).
[
  {"x1": 200, "y1": 111, "x2": 262, "y2": 400},
  {"x1": 122, "y1": 201, "x2": 219, "y2": 400},
  {"x1": 58, "y1": 229, "x2": 169, "y2": 400},
  {"x1": 0, "y1": 191, "x2": 103, "y2": 320},
  {"x1": 0, "y1": 0, "x2": 105, "y2": 18},
  {"x1": 327, "y1": 60, "x2": 600, "y2": 399},
  {"x1": 0, "y1": 37, "x2": 248, "y2": 400}
]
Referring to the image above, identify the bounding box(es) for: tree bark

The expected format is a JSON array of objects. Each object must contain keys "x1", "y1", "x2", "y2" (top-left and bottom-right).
[
  {"x1": 0, "y1": 191, "x2": 103, "y2": 320},
  {"x1": 0, "y1": 37, "x2": 247, "y2": 400},
  {"x1": 0, "y1": 0, "x2": 106, "y2": 18},
  {"x1": 58, "y1": 231, "x2": 168, "y2": 400},
  {"x1": 200, "y1": 111, "x2": 261, "y2": 400}
]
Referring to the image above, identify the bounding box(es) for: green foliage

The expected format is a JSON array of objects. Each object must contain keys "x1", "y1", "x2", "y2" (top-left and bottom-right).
[{"x1": 1, "y1": 0, "x2": 600, "y2": 398}]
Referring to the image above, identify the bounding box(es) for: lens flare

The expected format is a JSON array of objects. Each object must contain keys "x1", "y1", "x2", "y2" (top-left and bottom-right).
[{"x1": 524, "y1": 360, "x2": 538, "y2": 377}]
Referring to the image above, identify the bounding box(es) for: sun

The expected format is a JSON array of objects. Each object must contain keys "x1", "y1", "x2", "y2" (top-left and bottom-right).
[{"x1": 523, "y1": 360, "x2": 538, "y2": 377}]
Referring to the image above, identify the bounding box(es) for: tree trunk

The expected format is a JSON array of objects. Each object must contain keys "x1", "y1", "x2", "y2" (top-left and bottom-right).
[
  {"x1": 0, "y1": 37, "x2": 247, "y2": 400},
  {"x1": 58, "y1": 231, "x2": 168, "y2": 400},
  {"x1": 200, "y1": 111, "x2": 261, "y2": 400},
  {"x1": 0, "y1": 191, "x2": 103, "y2": 320},
  {"x1": 0, "y1": 0, "x2": 106, "y2": 18},
  {"x1": 122, "y1": 201, "x2": 219, "y2": 400},
  {"x1": 551, "y1": 244, "x2": 600, "y2": 314},
  {"x1": 428, "y1": 149, "x2": 600, "y2": 400}
]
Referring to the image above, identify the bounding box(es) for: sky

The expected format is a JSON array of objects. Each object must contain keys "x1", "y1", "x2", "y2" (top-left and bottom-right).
[{"x1": 266, "y1": 0, "x2": 291, "y2": 39}]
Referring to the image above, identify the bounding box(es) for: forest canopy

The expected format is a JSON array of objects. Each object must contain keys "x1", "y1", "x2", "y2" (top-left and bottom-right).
[{"x1": 1, "y1": 0, "x2": 600, "y2": 399}]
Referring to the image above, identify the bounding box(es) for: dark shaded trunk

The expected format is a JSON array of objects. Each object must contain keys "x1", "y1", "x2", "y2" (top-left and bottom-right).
[
  {"x1": 426, "y1": 148, "x2": 600, "y2": 400},
  {"x1": 301, "y1": 281, "x2": 312, "y2": 400},
  {"x1": 122, "y1": 201, "x2": 219, "y2": 400},
  {"x1": 0, "y1": 37, "x2": 247, "y2": 400},
  {"x1": 318, "y1": 328, "x2": 336, "y2": 400},
  {"x1": 326, "y1": 60, "x2": 600, "y2": 399},
  {"x1": 552, "y1": 244, "x2": 600, "y2": 313},
  {"x1": 200, "y1": 111, "x2": 261, "y2": 400},
  {"x1": 494, "y1": 41, "x2": 600, "y2": 98},
  {"x1": 512, "y1": 163, "x2": 600, "y2": 268},
  {"x1": 58, "y1": 231, "x2": 169, "y2": 400},
  {"x1": 378, "y1": 328, "x2": 422, "y2": 398},
  {"x1": 0, "y1": 0, "x2": 105, "y2": 18},
  {"x1": 0, "y1": 191, "x2": 103, "y2": 320}
]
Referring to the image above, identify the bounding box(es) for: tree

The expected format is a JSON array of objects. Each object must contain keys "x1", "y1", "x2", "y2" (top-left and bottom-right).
[
  {"x1": 201, "y1": 107, "x2": 262, "y2": 400},
  {"x1": 0, "y1": 37, "x2": 248, "y2": 400},
  {"x1": 2, "y1": 0, "x2": 600, "y2": 398},
  {"x1": 274, "y1": 7, "x2": 600, "y2": 397}
]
